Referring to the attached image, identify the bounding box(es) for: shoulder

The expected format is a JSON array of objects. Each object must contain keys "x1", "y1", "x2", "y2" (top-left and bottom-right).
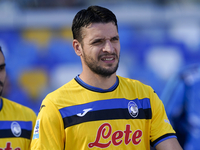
[
  {"x1": 48, "y1": 78, "x2": 78, "y2": 97},
  {"x1": 41, "y1": 78, "x2": 78, "y2": 108},
  {"x1": 117, "y1": 76, "x2": 156, "y2": 101},
  {"x1": 3, "y1": 98, "x2": 36, "y2": 116},
  {"x1": 2, "y1": 98, "x2": 36, "y2": 124},
  {"x1": 118, "y1": 76, "x2": 153, "y2": 91}
]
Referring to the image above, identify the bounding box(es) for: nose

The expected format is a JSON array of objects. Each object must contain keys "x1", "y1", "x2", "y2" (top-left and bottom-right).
[{"x1": 103, "y1": 40, "x2": 114, "y2": 53}]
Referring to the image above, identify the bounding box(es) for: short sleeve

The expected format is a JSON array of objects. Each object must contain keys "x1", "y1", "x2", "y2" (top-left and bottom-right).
[
  {"x1": 31, "y1": 98, "x2": 65, "y2": 150},
  {"x1": 150, "y1": 89, "x2": 177, "y2": 147}
]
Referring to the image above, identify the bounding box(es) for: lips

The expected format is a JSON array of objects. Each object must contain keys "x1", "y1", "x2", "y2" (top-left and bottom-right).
[
  {"x1": 102, "y1": 57, "x2": 114, "y2": 61},
  {"x1": 100, "y1": 54, "x2": 116, "y2": 62}
]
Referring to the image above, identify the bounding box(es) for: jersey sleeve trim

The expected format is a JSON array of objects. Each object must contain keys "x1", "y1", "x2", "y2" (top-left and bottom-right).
[
  {"x1": 151, "y1": 133, "x2": 177, "y2": 147},
  {"x1": 74, "y1": 75, "x2": 119, "y2": 93}
]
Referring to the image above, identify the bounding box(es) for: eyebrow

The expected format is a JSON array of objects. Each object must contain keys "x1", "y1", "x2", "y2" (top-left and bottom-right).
[
  {"x1": 91, "y1": 38, "x2": 103, "y2": 44},
  {"x1": 0, "y1": 63, "x2": 6, "y2": 67},
  {"x1": 112, "y1": 35, "x2": 119, "y2": 40},
  {"x1": 91, "y1": 35, "x2": 119, "y2": 43}
]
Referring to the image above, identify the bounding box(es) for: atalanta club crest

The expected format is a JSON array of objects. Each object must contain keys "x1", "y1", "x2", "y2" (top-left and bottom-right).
[
  {"x1": 128, "y1": 101, "x2": 139, "y2": 118},
  {"x1": 11, "y1": 122, "x2": 21, "y2": 137}
]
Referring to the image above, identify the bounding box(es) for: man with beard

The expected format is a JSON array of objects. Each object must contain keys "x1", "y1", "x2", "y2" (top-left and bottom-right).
[
  {"x1": 31, "y1": 5, "x2": 182, "y2": 150},
  {"x1": 0, "y1": 47, "x2": 36, "y2": 150}
]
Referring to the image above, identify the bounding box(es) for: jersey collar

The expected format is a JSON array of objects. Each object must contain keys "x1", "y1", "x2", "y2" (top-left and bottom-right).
[{"x1": 75, "y1": 75, "x2": 119, "y2": 93}]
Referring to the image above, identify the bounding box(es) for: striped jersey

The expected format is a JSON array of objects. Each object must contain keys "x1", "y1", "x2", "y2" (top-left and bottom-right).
[
  {"x1": 0, "y1": 97, "x2": 36, "y2": 150},
  {"x1": 31, "y1": 75, "x2": 176, "y2": 150}
]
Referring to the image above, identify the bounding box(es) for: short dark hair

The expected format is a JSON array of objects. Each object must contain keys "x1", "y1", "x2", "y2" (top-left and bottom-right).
[
  {"x1": 0, "y1": 46, "x2": 3, "y2": 54},
  {"x1": 0, "y1": 46, "x2": 5, "y2": 58},
  {"x1": 72, "y1": 5, "x2": 118, "y2": 43}
]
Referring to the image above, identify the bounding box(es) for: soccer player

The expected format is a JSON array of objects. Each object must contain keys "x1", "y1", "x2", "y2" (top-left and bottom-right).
[
  {"x1": 31, "y1": 5, "x2": 183, "y2": 150},
  {"x1": 161, "y1": 63, "x2": 200, "y2": 150},
  {"x1": 0, "y1": 47, "x2": 36, "y2": 150}
]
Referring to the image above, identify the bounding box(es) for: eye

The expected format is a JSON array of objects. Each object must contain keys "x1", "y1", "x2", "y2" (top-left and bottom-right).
[
  {"x1": 91, "y1": 39, "x2": 103, "y2": 45},
  {"x1": 111, "y1": 36, "x2": 119, "y2": 42},
  {"x1": 0, "y1": 64, "x2": 5, "y2": 71}
]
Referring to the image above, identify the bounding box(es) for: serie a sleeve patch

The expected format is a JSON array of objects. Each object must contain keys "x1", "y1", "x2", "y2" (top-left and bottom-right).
[{"x1": 33, "y1": 120, "x2": 40, "y2": 139}]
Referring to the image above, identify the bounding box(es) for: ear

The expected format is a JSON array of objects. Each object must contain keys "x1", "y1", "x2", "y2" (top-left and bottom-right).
[{"x1": 73, "y1": 39, "x2": 82, "y2": 56}]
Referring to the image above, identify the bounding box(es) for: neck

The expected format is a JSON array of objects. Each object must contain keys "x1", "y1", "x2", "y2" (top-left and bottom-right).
[{"x1": 79, "y1": 72, "x2": 117, "y2": 90}]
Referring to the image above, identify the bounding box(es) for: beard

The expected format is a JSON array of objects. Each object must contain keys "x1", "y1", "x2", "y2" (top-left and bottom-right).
[
  {"x1": 0, "y1": 81, "x2": 4, "y2": 97},
  {"x1": 0, "y1": 89, "x2": 2, "y2": 97},
  {"x1": 82, "y1": 51, "x2": 119, "y2": 78}
]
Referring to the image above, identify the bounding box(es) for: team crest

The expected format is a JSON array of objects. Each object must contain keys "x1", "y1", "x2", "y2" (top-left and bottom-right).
[
  {"x1": 128, "y1": 101, "x2": 139, "y2": 118},
  {"x1": 11, "y1": 122, "x2": 21, "y2": 137}
]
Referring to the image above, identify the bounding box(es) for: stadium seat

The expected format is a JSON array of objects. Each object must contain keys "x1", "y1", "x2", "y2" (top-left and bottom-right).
[
  {"x1": 22, "y1": 28, "x2": 52, "y2": 48},
  {"x1": 46, "y1": 37, "x2": 80, "y2": 66},
  {"x1": 18, "y1": 68, "x2": 48, "y2": 101},
  {"x1": 59, "y1": 27, "x2": 73, "y2": 41},
  {"x1": 5, "y1": 39, "x2": 39, "y2": 83},
  {"x1": 0, "y1": 29, "x2": 21, "y2": 47}
]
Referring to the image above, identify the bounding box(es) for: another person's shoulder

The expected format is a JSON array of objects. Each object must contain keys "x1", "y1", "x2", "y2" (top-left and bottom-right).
[{"x1": 2, "y1": 97, "x2": 36, "y2": 118}]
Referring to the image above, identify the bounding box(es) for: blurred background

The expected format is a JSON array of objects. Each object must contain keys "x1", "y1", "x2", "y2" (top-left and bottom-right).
[{"x1": 0, "y1": 0, "x2": 200, "y2": 149}]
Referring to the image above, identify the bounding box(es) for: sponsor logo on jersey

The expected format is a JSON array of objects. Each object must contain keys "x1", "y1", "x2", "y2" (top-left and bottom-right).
[
  {"x1": 77, "y1": 108, "x2": 93, "y2": 117},
  {"x1": 11, "y1": 122, "x2": 21, "y2": 137},
  {"x1": 33, "y1": 120, "x2": 40, "y2": 139},
  {"x1": 88, "y1": 123, "x2": 143, "y2": 148},
  {"x1": 0, "y1": 142, "x2": 21, "y2": 150},
  {"x1": 128, "y1": 101, "x2": 139, "y2": 118}
]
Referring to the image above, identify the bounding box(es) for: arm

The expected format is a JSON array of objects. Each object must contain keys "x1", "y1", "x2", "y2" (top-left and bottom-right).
[
  {"x1": 156, "y1": 138, "x2": 183, "y2": 150},
  {"x1": 149, "y1": 88, "x2": 182, "y2": 149},
  {"x1": 31, "y1": 99, "x2": 65, "y2": 150}
]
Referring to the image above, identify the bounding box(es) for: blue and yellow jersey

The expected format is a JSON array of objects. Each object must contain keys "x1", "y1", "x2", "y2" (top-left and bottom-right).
[
  {"x1": 0, "y1": 98, "x2": 36, "y2": 150},
  {"x1": 31, "y1": 75, "x2": 176, "y2": 150}
]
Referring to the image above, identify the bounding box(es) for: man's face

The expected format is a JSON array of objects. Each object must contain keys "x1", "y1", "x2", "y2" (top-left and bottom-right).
[
  {"x1": 0, "y1": 52, "x2": 6, "y2": 96},
  {"x1": 80, "y1": 22, "x2": 120, "y2": 77}
]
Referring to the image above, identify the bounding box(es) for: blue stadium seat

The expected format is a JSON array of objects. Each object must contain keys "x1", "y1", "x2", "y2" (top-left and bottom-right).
[
  {"x1": 46, "y1": 37, "x2": 80, "y2": 67},
  {"x1": 5, "y1": 39, "x2": 39, "y2": 83},
  {"x1": 0, "y1": 29, "x2": 21, "y2": 48}
]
